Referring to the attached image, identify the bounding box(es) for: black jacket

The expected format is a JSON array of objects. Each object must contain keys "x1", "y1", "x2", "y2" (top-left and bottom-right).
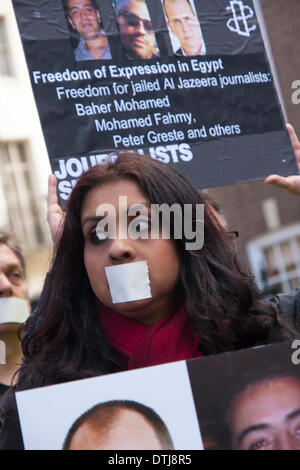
[{"x1": 267, "y1": 288, "x2": 300, "y2": 330}]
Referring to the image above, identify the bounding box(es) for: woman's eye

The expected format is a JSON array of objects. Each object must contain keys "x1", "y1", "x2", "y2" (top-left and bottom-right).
[
  {"x1": 128, "y1": 219, "x2": 150, "y2": 238},
  {"x1": 89, "y1": 227, "x2": 108, "y2": 244},
  {"x1": 135, "y1": 220, "x2": 150, "y2": 233},
  {"x1": 127, "y1": 218, "x2": 150, "y2": 240}
]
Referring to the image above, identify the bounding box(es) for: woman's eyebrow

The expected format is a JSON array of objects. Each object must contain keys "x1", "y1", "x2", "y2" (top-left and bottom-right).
[
  {"x1": 128, "y1": 202, "x2": 151, "y2": 210},
  {"x1": 81, "y1": 215, "x2": 104, "y2": 228},
  {"x1": 82, "y1": 203, "x2": 151, "y2": 226}
]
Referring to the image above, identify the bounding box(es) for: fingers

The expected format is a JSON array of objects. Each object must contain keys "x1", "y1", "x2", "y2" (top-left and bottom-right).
[
  {"x1": 286, "y1": 124, "x2": 300, "y2": 150},
  {"x1": 47, "y1": 174, "x2": 58, "y2": 208},
  {"x1": 286, "y1": 123, "x2": 300, "y2": 170},
  {"x1": 265, "y1": 174, "x2": 291, "y2": 189},
  {"x1": 265, "y1": 174, "x2": 300, "y2": 195},
  {"x1": 47, "y1": 174, "x2": 65, "y2": 246}
]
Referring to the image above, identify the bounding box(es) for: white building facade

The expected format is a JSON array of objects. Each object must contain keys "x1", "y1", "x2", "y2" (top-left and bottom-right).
[{"x1": 0, "y1": 0, "x2": 51, "y2": 297}]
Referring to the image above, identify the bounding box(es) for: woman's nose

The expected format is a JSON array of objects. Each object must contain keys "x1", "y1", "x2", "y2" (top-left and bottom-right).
[{"x1": 108, "y1": 236, "x2": 136, "y2": 263}]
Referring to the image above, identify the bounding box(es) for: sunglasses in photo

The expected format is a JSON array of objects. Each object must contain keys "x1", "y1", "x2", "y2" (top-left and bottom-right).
[{"x1": 119, "y1": 10, "x2": 154, "y2": 33}]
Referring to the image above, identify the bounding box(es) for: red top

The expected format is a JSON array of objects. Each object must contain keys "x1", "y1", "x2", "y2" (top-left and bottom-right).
[{"x1": 98, "y1": 304, "x2": 203, "y2": 370}]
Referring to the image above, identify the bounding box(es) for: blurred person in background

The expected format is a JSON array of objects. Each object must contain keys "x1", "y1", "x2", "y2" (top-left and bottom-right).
[{"x1": 0, "y1": 232, "x2": 30, "y2": 399}]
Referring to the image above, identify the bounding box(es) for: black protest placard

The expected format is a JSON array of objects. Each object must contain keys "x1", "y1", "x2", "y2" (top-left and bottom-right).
[{"x1": 12, "y1": 0, "x2": 297, "y2": 202}]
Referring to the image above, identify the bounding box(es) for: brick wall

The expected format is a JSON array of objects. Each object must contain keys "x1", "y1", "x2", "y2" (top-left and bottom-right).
[{"x1": 260, "y1": 0, "x2": 300, "y2": 134}]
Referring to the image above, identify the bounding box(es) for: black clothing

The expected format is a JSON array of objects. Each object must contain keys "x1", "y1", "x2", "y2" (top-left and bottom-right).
[
  {"x1": 175, "y1": 46, "x2": 184, "y2": 56},
  {"x1": 0, "y1": 387, "x2": 24, "y2": 449},
  {"x1": 0, "y1": 384, "x2": 9, "y2": 400},
  {"x1": 268, "y1": 288, "x2": 300, "y2": 330},
  {"x1": 0, "y1": 408, "x2": 24, "y2": 449}
]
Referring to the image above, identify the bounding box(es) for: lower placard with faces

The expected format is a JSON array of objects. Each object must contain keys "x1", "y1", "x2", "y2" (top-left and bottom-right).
[{"x1": 16, "y1": 340, "x2": 299, "y2": 450}]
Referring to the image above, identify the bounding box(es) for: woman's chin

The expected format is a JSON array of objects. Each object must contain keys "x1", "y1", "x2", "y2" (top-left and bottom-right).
[{"x1": 110, "y1": 297, "x2": 153, "y2": 314}]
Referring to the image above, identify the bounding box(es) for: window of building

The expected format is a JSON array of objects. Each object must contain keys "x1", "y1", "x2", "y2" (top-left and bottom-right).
[
  {"x1": 0, "y1": 17, "x2": 12, "y2": 75},
  {"x1": 0, "y1": 141, "x2": 45, "y2": 249},
  {"x1": 247, "y1": 224, "x2": 300, "y2": 295}
]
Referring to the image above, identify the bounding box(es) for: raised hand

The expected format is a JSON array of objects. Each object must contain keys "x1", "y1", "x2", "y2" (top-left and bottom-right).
[
  {"x1": 47, "y1": 174, "x2": 65, "y2": 246},
  {"x1": 264, "y1": 124, "x2": 300, "y2": 195}
]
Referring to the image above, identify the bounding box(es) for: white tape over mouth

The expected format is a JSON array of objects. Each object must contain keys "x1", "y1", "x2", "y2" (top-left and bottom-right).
[
  {"x1": 105, "y1": 260, "x2": 152, "y2": 304},
  {"x1": 0, "y1": 298, "x2": 30, "y2": 324}
]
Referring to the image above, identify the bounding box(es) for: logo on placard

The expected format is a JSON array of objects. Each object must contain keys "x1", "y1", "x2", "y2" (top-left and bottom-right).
[{"x1": 226, "y1": 0, "x2": 257, "y2": 38}]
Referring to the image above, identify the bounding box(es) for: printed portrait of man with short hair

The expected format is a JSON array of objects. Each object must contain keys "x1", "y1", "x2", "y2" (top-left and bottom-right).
[
  {"x1": 163, "y1": 0, "x2": 206, "y2": 56},
  {"x1": 63, "y1": 0, "x2": 112, "y2": 61},
  {"x1": 114, "y1": 0, "x2": 160, "y2": 60}
]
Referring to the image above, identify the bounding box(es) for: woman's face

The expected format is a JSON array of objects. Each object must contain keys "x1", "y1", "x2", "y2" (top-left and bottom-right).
[{"x1": 81, "y1": 178, "x2": 181, "y2": 326}]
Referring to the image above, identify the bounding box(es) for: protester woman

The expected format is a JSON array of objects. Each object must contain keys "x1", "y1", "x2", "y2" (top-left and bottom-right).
[{"x1": 0, "y1": 151, "x2": 295, "y2": 449}]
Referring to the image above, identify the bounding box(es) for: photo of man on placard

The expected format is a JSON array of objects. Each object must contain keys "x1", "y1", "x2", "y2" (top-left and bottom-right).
[
  {"x1": 62, "y1": 0, "x2": 112, "y2": 61},
  {"x1": 113, "y1": 0, "x2": 160, "y2": 59},
  {"x1": 15, "y1": 361, "x2": 202, "y2": 450},
  {"x1": 62, "y1": 400, "x2": 174, "y2": 450},
  {"x1": 227, "y1": 369, "x2": 300, "y2": 450},
  {"x1": 187, "y1": 341, "x2": 300, "y2": 450},
  {"x1": 162, "y1": 0, "x2": 206, "y2": 56}
]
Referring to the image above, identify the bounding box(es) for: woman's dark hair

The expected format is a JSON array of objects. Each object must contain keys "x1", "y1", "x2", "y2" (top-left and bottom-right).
[{"x1": 14, "y1": 153, "x2": 294, "y2": 391}]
